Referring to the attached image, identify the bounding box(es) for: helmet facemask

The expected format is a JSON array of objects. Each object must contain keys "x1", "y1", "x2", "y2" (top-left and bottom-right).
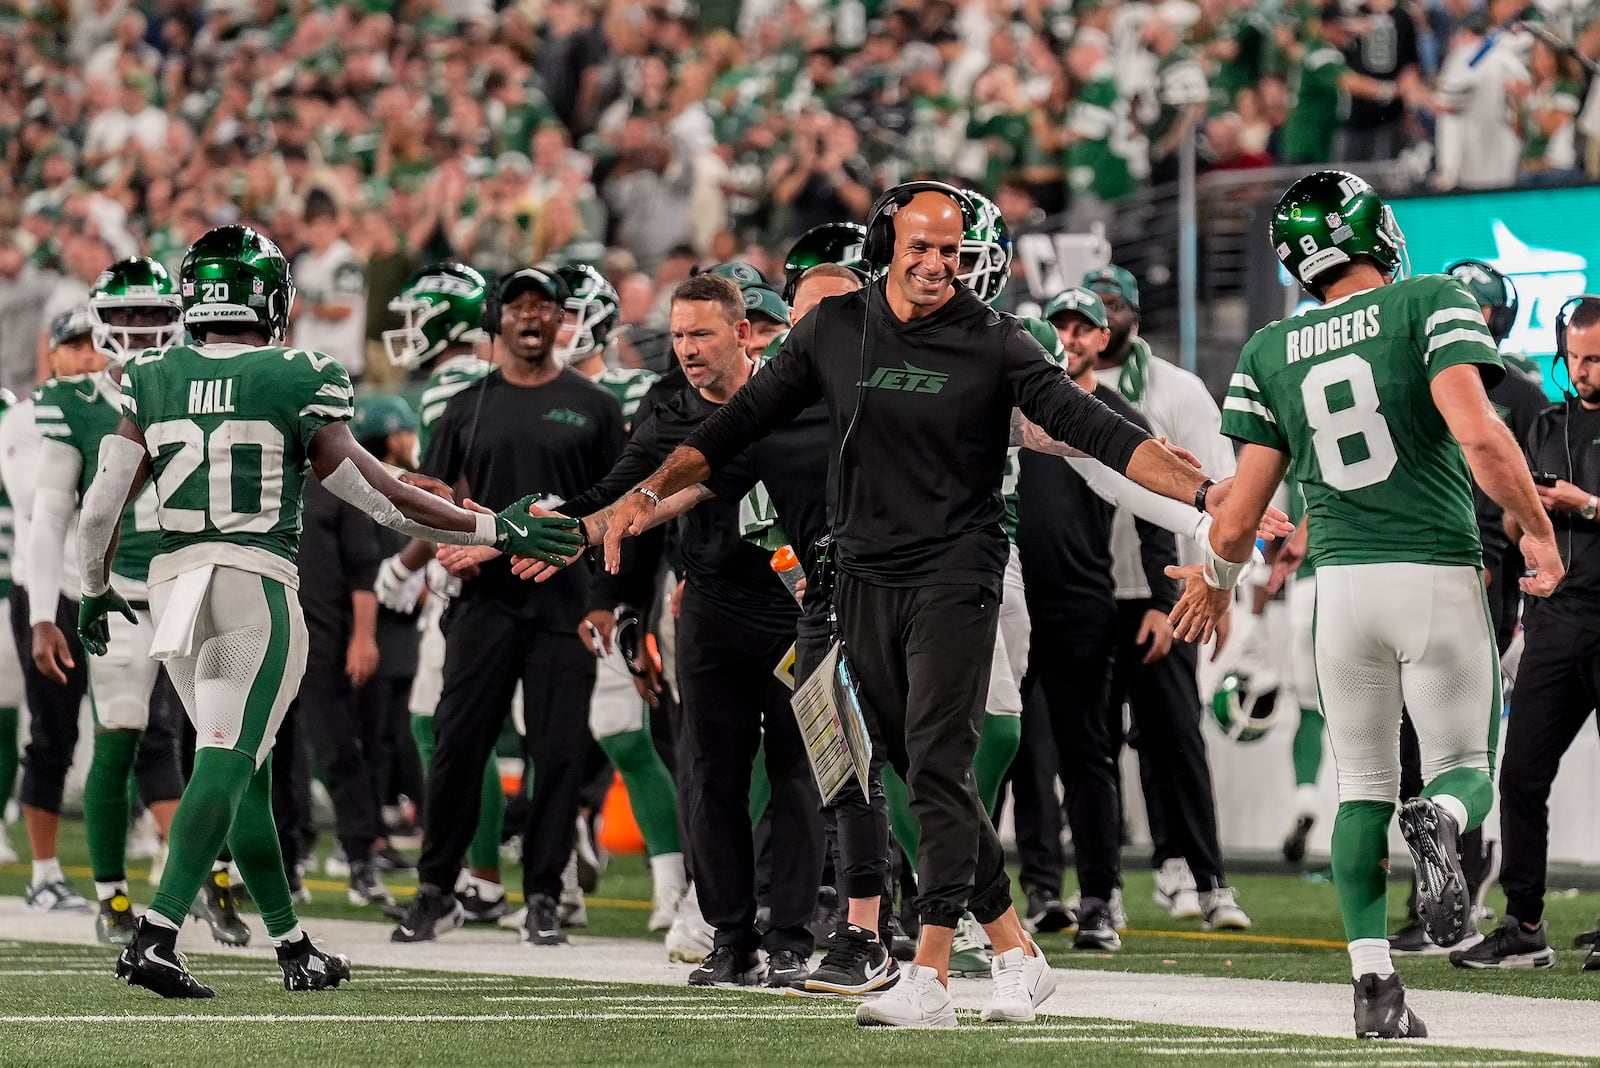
[
  {"x1": 958, "y1": 238, "x2": 1011, "y2": 305},
  {"x1": 555, "y1": 296, "x2": 611, "y2": 365},
  {"x1": 89, "y1": 295, "x2": 183, "y2": 364},
  {"x1": 383, "y1": 294, "x2": 452, "y2": 370}
]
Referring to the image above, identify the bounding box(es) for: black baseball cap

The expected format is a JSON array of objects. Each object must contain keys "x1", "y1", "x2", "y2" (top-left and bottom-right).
[{"x1": 497, "y1": 267, "x2": 569, "y2": 304}]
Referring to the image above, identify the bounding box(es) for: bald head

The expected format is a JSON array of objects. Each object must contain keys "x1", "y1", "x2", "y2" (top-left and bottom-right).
[{"x1": 887, "y1": 190, "x2": 964, "y2": 319}]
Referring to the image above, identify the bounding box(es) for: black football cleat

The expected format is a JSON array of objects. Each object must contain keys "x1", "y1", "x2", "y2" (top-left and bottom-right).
[
  {"x1": 391, "y1": 884, "x2": 465, "y2": 943},
  {"x1": 190, "y1": 868, "x2": 252, "y2": 946},
  {"x1": 96, "y1": 893, "x2": 139, "y2": 947},
  {"x1": 116, "y1": 919, "x2": 215, "y2": 999},
  {"x1": 277, "y1": 933, "x2": 352, "y2": 992},
  {"x1": 1353, "y1": 972, "x2": 1426, "y2": 1039},
  {"x1": 687, "y1": 945, "x2": 762, "y2": 987},
  {"x1": 1398, "y1": 798, "x2": 1469, "y2": 948}
]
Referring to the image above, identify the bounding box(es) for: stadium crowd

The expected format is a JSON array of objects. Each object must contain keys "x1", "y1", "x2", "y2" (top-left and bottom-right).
[{"x1": 1, "y1": 0, "x2": 1599, "y2": 1038}]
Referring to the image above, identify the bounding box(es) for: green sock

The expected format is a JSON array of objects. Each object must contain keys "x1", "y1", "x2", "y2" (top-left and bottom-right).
[
  {"x1": 410, "y1": 713, "x2": 435, "y2": 771},
  {"x1": 1331, "y1": 799, "x2": 1395, "y2": 942},
  {"x1": 149, "y1": 747, "x2": 254, "y2": 929},
  {"x1": 884, "y1": 766, "x2": 919, "y2": 872},
  {"x1": 1293, "y1": 707, "x2": 1325, "y2": 786},
  {"x1": 1422, "y1": 766, "x2": 1493, "y2": 833},
  {"x1": 468, "y1": 758, "x2": 505, "y2": 872},
  {"x1": 748, "y1": 743, "x2": 771, "y2": 824},
  {"x1": 224, "y1": 753, "x2": 298, "y2": 939},
  {"x1": 0, "y1": 706, "x2": 17, "y2": 809},
  {"x1": 597, "y1": 729, "x2": 681, "y2": 855},
  {"x1": 974, "y1": 713, "x2": 1021, "y2": 820},
  {"x1": 83, "y1": 730, "x2": 140, "y2": 885}
]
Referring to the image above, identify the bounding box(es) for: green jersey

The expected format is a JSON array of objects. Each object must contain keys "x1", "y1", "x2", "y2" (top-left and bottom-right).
[
  {"x1": 592, "y1": 366, "x2": 660, "y2": 429},
  {"x1": 35, "y1": 374, "x2": 161, "y2": 584},
  {"x1": 1280, "y1": 38, "x2": 1347, "y2": 164},
  {"x1": 121, "y1": 343, "x2": 355, "y2": 589},
  {"x1": 1065, "y1": 67, "x2": 1145, "y2": 203},
  {"x1": 1001, "y1": 317, "x2": 1067, "y2": 543},
  {"x1": 1222, "y1": 274, "x2": 1502, "y2": 571},
  {"x1": 418, "y1": 354, "x2": 492, "y2": 455}
]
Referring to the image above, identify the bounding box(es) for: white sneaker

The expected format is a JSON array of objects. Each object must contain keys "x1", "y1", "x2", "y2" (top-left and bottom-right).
[
  {"x1": 1200, "y1": 886, "x2": 1251, "y2": 930},
  {"x1": 856, "y1": 963, "x2": 957, "y2": 1028},
  {"x1": 324, "y1": 847, "x2": 351, "y2": 878},
  {"x1": 559, "y1": 852, "x2": 587, "y2": 928},
  {"x1": 1154, "y1": 859, "x2": 1203, "y2": 919},
  {"x1": 665, "y1": 885, "x2": 714, "y2": 963},
  {"x1": 981, "y1": 939, "x2": 1058, "y2": 1023},
  {"x1": 0, "y1": 822, "x2": 19, "y2": 865},
  {"x1": 649, "y1": 872, "x2": 687, "y2": 933},
  {"x1": 499, "y1": 906, "x2": 527, "y2": 931}
]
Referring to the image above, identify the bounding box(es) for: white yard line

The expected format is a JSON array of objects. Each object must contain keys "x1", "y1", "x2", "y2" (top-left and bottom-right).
[{"x1": 2, "y1": 900, "x2": 1596, "y2": 1058}]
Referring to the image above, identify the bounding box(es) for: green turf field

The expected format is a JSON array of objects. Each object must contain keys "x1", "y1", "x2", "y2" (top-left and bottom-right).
[
  {"x1": 5, "y1": 818, "x2": 1600, "y2": 1003},
  {"x1": 0, "y1": 940, "x2": 1589, "y2": 1067}
]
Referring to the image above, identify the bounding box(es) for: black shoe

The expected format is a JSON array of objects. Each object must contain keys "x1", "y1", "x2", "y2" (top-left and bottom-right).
[
  {"x1": 116, "y1": 919, "x2": 215, "y2": 999},
  {"x1": 276, "y1": 933, "x2": 352, "y2": 992},
  {"x1": 1283, "y1": 814, "x2": 1315, "y2": 866},
  {"x1": 1388, "y1": 918, "x2": 1448, "y2": 956},
  {"x1": 1397, "y1": 798, "x2": 1469, "y2": 948},
  {"x1": 807, "y1": 886, "x2": 841, "y2": 945},
  {"x1": 373, "y1": 845, "x2": 416, "y2": 872},
  {"x1": 1025, "y1": 888, "x2": 1073, "y2": 934},
  {"x1": 803, "y1": 923, "x2": 897, "y2": 995},
  {"x1": 1073, "y1": 899, "x2": 1122, "y2": 951},
  {"x1": 886, "y1": 914, "x2": 916, "y2": 962},
  {"x1": 1585, "y1": 944, "x2": 1600, "y2": 972},
  {"x1": 1450, "y1": 915, "x2": 1556, "y2": 969},
  {"x1": 391, "y1": 884, "x2": 465, "y2": 943},
  {"x1": 522, "y1": 894, "x2": 568, "y2": 946},
  {"x1": 458, "y1": 881, "x2": 509, "y2": 924},
  {"x1": 688, "y1": 945, "x2": 762, "y2": 987},
  {"x1": 347, "y1": 860, "x2": 393, "y2": 907},
  {"x1": 190, "y1": 868, "x2": 252, "y2": 946},
  {"x1": 1573, "y1": 920, "x2": 1600, "y2": 951},
  {"x1": 765, "y1": 948, "x2": 810, "y2": 988},
  {"x1": 1352, "y1": 972, "x2": 1426, "y2": 1039},
  {"x1": 96, "y1": 893, "x2": 139, "y2": 946}
]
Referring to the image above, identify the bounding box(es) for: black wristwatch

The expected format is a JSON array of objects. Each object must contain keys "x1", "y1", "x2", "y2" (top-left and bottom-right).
[{"x1": 1194, "y1": 479, "x2": 1215, "y2": 514}]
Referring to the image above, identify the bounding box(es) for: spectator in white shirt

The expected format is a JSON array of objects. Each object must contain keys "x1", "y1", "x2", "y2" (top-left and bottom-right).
[
  {"x1": 290, "y1": 194, "x2": 369, "y2": 379},
  {"x1": 81, "y1": 73, "x2": 168, "y2": 184},
  {"x1": 1434, "y1": 12, "x2": 1529, "y2": 190}
]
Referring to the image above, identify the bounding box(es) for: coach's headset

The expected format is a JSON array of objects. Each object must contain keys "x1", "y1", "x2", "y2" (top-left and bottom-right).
[{"x1": 1444, "y1": 259, "x2": 1519, "y2": 345}]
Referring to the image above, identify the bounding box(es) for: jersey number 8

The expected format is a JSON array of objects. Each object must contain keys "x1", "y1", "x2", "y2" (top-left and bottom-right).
[
  {"x1": 144, "y1": 418, "x2": 284, "y2": 534},
  {"x1": 1300, "y1": 353, "x2": 1398, "y2": 492}
]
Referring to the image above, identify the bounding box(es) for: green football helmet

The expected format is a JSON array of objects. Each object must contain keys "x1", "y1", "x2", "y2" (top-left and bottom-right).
[
  {"x1": 88, "y1": 256, "x2": 182, "y2": 363},
  {"x1": 1445, "y1": 259, "x2": 1518, "y2": 344},
  {"x1": 553, "y1": 264, "x2": 619, "y2": 365},
  {"x1": 782, "y1": 222, "x2": 867, "y2": 302},
  {"x1": 1210, "y1": 669, "x2": 1282, "y2": 743},
  {"x1": 957, "y1": 190, "x2": 1013, "y2": 305},
  {"x1": 383, "y1": 262, "x2": 489, "y2": 370},
  {"x1": 180, "y1": 226, "x2": 296, "y2": 343},
  {"x1": 1270, "y1": 170, "x2": 1406, "y2": 301}
]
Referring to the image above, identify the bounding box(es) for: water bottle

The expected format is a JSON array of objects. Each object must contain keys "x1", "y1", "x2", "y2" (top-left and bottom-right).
[{"x1": 770, "y1": 545, "x2": 806, "y2": 602}]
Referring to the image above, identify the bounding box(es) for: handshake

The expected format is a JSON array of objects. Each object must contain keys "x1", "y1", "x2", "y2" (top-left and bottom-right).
[{"x1": 490, "y1": 494, "x2": 588, "y2": 563}]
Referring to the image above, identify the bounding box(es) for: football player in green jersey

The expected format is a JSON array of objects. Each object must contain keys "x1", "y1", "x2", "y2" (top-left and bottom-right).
[
  {"x1": 375, "y1": 263, "x2": 509, "y2": 923},
  {"x1": 76, "y1": 227, "x2": 582, "y2": 999},
  {"x1": 549, "y1": 263, "x2": 686, "y2": 928},
  {"x1": 1171, "y1": 171, "x2": 1562, "y2": 1039},
  {"x1": 32, "y1": 260, "x2": 186, "y2": 948}
]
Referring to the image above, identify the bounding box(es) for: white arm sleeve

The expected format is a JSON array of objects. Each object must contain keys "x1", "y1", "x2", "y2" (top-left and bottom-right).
[
  {"x1": 79, "y1": 433, "x2": 143, "y2": 598},
  {"x1": 1066, "y1": 455, "x2": 1209, "y2": 544},
  {"x1": 321, "y1": 457, "x2": 496, "y2": 547},
  {"x1": 29, "y1": 438, "x2": 82, "y2": 624}
]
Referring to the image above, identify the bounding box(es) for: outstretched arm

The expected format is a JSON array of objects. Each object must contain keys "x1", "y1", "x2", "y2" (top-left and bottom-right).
[{"x1": 79, "y1": 419, "x2": 151, "y2": 598}]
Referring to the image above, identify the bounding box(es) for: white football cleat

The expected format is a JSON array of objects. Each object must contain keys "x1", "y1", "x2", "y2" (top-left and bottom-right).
[{"x1": 856, "y1": 963, "x2": 956, "y2": 1028}]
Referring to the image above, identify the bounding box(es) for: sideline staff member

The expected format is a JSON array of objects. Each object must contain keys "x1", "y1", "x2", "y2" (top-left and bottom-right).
[
  {"x1": 600, "y1": 182, "x2": 1217, "y2": 1029},
  {"x1": 1454, "y1": 296, "x2": 1600, "y2": 971}
]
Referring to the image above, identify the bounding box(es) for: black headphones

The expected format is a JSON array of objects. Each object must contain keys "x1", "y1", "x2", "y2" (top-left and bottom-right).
[
  {"x1": 1444, "y1": 258, "x2": 1519, "y2": 344},
  {"x1": 481, "y1": 268, "x2": 571, "y2": 337},
  {"x1": 1555, "y1": 294, "x2": 1600, "y2": 364},
  {"x1": 859, "y1": 180, "x2": 977, "y2": 268}
]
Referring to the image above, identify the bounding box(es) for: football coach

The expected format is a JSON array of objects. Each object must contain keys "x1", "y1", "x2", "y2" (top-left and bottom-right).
[{"x1": 597, "y1": 182, "x2": 1221, "y2": 1028}]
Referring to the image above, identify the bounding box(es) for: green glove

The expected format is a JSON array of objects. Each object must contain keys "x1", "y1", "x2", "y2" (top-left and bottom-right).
[
  {"x1": 79, "y1": 588, "x2": 138, "y2": 657},
  {"x1": 492, "y1": 495, "x2": 586, "y2": 565}
]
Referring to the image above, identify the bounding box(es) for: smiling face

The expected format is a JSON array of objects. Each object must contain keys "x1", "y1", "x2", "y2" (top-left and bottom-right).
[
  {"x1": 887, "y1": 192, "x2": 963, "y2": 319},
  {"x1": 1054, "y1": 314, "x2": 1111, "y2": 380}
]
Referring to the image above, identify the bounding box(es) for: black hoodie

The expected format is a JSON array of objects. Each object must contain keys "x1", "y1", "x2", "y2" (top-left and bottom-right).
[{"x1": 686, "y1": 280, "x2": 1151, "y2": 589}]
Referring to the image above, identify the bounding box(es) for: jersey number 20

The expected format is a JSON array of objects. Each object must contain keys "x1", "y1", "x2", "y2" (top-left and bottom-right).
[
  {"x1": 1300, "y1": 354, "x2": 1398, "y2": 492},
  {"x1": 144, "y1": 419, "x2": 283, "y2": 533}
]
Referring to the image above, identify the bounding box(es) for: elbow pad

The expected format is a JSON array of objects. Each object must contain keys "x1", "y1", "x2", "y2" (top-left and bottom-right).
[{"x1": 321, "y1": 458, "x2": 495, "y2": 547}]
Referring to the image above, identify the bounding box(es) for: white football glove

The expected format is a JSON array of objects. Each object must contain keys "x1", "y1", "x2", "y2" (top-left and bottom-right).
[{"x1": 374, "y1": 554, "x2": 422, "y2": 613}]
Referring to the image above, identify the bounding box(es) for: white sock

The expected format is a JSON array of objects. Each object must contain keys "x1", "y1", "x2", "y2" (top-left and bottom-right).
[
  {"x1": 650, "y1": 852, "x2": 687, "y2": 889},
  {"x1": 145, "y1": 909, "x2": 179, "y2": 932},
  {"x1": 212, "y1": 860, "x2": 229, "y2": 873},
  {"x1": 469, "y1": 875, "x2": 505, "y2": 901},
  {"x1": 1295, "y1": 784, "x2": 1318, "y2": 818},
  {"x1": 1432, "y1": 794, "x2": 1470, "y2": 834},
  {"x1": 453, "y1": 868, "x2": 471, "y2": 894},
  {"x1": 94, "y1": 880, "x2": 128, "y2": 901},
  {"x1": 1349, "y1": 938, "x2": 1394, "y2": 979},
  {"x1": 272, "y1": 924, "x2": 305, "y2": 948},
  {"x1": 31, "y1": 857, "x2": 62, "y2": 886}
]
